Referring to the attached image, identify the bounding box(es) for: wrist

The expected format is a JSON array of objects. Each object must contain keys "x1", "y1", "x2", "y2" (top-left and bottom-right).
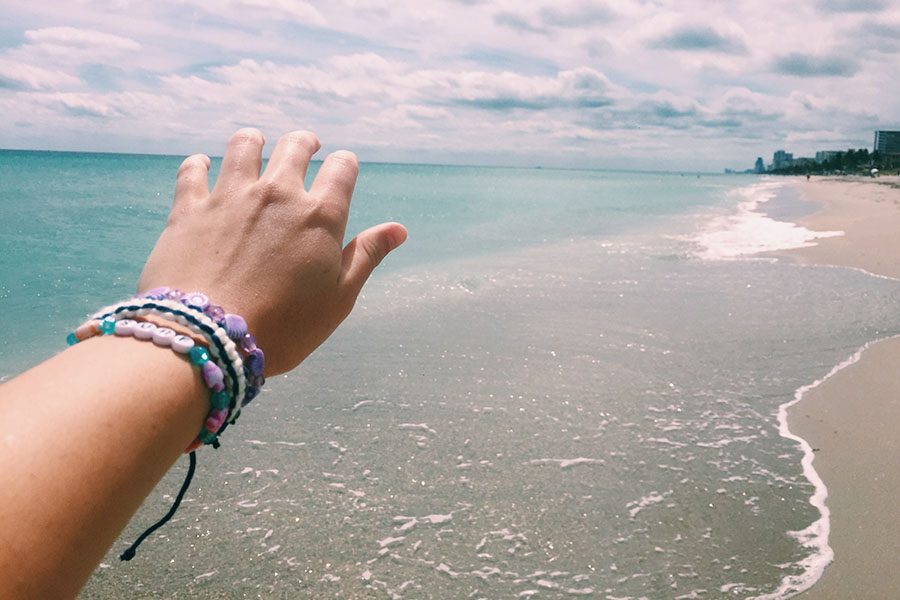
[{"x1": 67, "y1": 289, "x2": 267, "y2": 451}]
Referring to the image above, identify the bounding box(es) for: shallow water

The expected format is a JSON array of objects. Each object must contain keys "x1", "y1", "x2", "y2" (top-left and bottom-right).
[{"x1": 1, "y1": 152, "x2": 896, "y2": 598}]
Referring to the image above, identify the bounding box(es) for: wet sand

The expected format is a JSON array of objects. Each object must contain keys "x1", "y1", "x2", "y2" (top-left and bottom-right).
[{"x1": 778, "y1": 177, "x2": 900, "y2": 599}]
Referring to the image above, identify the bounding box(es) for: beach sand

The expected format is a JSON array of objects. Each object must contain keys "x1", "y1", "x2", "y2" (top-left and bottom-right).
[{"x1": 776, "y1": 177, "x2": 900, "y2": 599}]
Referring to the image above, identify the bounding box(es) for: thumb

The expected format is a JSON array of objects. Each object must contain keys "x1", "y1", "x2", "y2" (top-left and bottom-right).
[{"x1": 340, "y1": 222, "x2": 407, "y2": 299}]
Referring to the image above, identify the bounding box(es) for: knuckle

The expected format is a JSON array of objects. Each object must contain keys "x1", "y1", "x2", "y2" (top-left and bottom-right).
[
  {"x1": 165, "y1": 205, "x2": 189, "y2": 226},
  {"x1": 255, "y1": 177, "x2": 289, "y2": 201},
  {"x1": 306, "y1": 199, "x2": 342, "y2": 228},
  {"x1": 360, "y1": 236, "x2": 385, "y2": 266},
  {"x1": 296, "y1": 199, "x2": 345, "y2": 236},
  {"x1": 229, "y1": 127, "x2": 265, "y2": 146}
]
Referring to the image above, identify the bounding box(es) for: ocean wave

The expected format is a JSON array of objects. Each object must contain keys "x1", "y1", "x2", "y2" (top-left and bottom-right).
[
  {"x1": 690, "y1": 181, "x2": 843, "y2": 260},
  {"x1": 759, "y1": 335, "x2": 899, "y2": 598}
]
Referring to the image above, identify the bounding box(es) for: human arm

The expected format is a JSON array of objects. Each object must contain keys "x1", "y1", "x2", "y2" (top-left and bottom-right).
[{"x1": 0, "y1": 128, "x2": 406, "y2": 598}]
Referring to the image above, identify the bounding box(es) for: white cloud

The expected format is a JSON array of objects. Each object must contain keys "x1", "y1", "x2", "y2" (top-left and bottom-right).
[
  {"x1": 359, "y1": 104, "x2": 454, "y2": 132},
  {"x1": 422, "y1": 66, "x2": 623, "y2": 110},
  {"x1": 0, "y1": 59, "x2": 82, "y2": 90},
  {"x1": 183, "y1": 0, "x2": 326, "y2": 25},
  {"x1": 0, "y1": 25, "x2": 141, "y2": 99},
  {"x1": 0, "y1": 1, "x2": 897, "y2": 168},
  {"x1": 24, "y1": 26, "x2": 141, "y2": 52},
  {"x1": 35, "y1": 90, "x2": 179, "y2": 120}
]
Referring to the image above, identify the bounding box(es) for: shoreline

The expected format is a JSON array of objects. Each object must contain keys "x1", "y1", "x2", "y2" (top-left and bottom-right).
[{"x1": 772, "y1": 176, "x2": 900, "y2": 599}]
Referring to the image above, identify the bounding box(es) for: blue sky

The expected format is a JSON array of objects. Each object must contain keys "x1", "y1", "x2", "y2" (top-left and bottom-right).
[{"x1": 1, "y1": 0, "x2": 898, "y2": 170}]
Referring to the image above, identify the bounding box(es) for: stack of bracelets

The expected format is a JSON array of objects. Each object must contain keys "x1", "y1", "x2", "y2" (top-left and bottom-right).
[{"x1": 66, "y1": 287, "x2": 266, "y2": 560}]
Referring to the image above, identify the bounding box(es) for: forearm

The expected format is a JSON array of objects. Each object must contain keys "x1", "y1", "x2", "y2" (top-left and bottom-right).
[
  {"x1": 0, "y1": 127, "x2": 405, "y2": 598},
  {"x1": 0, "y1": 336, "x2": 208, "y2": 598}
]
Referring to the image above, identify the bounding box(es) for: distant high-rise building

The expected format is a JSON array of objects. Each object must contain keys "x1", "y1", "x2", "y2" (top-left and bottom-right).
[
  {"x1": 874, "y1": 130, "x2": 900, "y2": 155},
  {"x1": 754, "y1": 157, "x2": 765, "y2": 173},
  {"x1": 772, "y1": 150, "x2": 794, "y2": 170}
]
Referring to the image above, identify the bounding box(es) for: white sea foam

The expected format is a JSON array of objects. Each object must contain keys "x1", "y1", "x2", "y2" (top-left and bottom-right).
[
  {"x1": 393, "y1": 512, "x2": 454, "y2": 532},
  {"x1": 527, "y1": 457, "x2": 605, "y2": 469},
  {"x1": 626, "y1": 490, "x2": 672, "y2": 519},
  {"x1": 377, "y1": 536, "x2": 406, "y2": 548},
  {"x1": 758, "y1": 334, "x2": 900, "y2": 599},
  {"x1": 692, "y1": 181, "x2": 843, "y2": 260},
  {"x1": 398, "y1": 422, "x2": 437, "y2": 435},
  {"x1": 785, "y1": 261, "x2": 900, "y2": 283}
]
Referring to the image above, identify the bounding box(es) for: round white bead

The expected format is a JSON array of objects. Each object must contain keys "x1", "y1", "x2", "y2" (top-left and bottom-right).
[
  {"x1": 133, "y1": 321, "x2": 157, "y2": 340},
  {"x1": 114, "y1": 319, "x2": 137, "y2": 336},
  {"x1": 152, "y1": 327, "x2": 177, "y2": 347},
  {"x1": 171, "y1": 335, "x2": 195, "y2": 354}
]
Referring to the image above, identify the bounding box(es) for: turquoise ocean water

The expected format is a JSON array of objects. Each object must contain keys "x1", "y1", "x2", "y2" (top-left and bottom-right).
[{"x1": 1, "y1": 150, "x2": 898, "y2": 599}]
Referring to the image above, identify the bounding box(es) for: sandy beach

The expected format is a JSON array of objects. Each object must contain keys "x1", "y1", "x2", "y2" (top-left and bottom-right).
[{"x1": 777, "y1": 176, "x2": 900, "y2": 599}]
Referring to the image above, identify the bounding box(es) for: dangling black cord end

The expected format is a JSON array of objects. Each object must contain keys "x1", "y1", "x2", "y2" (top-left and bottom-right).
[{"x1": 120, "y1": 451, "x2": 198, "y2": 561}]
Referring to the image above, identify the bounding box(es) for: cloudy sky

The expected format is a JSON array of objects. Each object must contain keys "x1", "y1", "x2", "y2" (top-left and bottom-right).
[{"x1": 1, "y1": 0, "x2": 898, "y2": 170}]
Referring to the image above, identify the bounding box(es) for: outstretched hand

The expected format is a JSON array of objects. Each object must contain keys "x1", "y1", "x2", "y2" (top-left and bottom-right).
[{"x1": 139, "y1": 128, "x2": 407, "y2": 374}]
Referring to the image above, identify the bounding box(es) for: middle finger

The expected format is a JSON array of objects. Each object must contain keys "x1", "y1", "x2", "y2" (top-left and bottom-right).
[
  {"x1": 212, "y1": 128, "x2": 265, "y2": 196},
  {"x1": 261, "y1": 130, "x2": 321, "y2": 192}
]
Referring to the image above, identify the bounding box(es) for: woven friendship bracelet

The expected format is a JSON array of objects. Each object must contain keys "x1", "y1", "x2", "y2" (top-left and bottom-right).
[
  {"x1": 136, "y1": 287, "x2": 265, "y2": 407},
  {"x1": 115, "y1": 318, "x2": 232, "y2": 439},
  {"x1": 119, "y1": 318, "x2": 232, "y2": 448},
  {"x1": 82, "y1": 297, "x2": 265, "y2": 442},
  {"x1": 90, "y1": 300, "x2": 246, "y2": 416},
  {"x1": 90, "y1": 288, "x2": 265, "y2": 406},
  {"x1": 74, "y1": 289, "x2": 266, "y2": 434},
  {"x1": 67, "y1": 308, "x2": 238, "y2": 449}
]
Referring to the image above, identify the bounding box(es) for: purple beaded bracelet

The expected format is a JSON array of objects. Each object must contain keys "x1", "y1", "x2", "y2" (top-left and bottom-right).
[{"x1": 140, "y1": 287, "x2": 266, "y2": 406}]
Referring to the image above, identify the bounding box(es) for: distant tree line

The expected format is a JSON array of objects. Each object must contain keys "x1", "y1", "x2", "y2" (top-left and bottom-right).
[{"x1": 771, "y1": 148, "x2": 899, "y2": 175}]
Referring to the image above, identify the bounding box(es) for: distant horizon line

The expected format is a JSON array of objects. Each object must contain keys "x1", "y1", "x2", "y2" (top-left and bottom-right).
[{"x1": 0, "y1": 146, "x2": 736, "y2": 177}]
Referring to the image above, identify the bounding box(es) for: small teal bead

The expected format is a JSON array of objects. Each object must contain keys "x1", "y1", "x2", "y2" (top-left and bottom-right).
[
  {"x1": 210, "y1": 390, "x2": 230, "y2": 410},
  {"x1": 189, "y1": 346, "x2": 210, "y2": 365},
  {"x1": 199, "y1": 429, "x2": 218, "y2": 444},
  {"x1": 66, "y1": 332, "x2": 78, "y2": 346},
  {"x1": 99, "y1": 316, "x2": 116, "y2": 335}
]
